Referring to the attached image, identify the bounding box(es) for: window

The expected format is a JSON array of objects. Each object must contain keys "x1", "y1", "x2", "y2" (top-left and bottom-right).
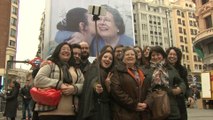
[
  {"x1": 185, "y1": 47, "x2": 188, "y2": 53},
  {"x1": 180, "y1": 36, "x2": 184, "y2": 42},
  {"x1": 184, "y1": 37, "x2": 187, "y2": 43},
  {"x1": 11, "y1": 17, "x2": 17, "y2": 26},
  {"x1": 205, "y1": 15, "x2": 212, "y2": 29},
  {"x1": 9, "y1": 40, "x2": 16, "y2": 47},
  {"x1": 179, "y1": 27, "x2": 183, "y2": 33},
  {"x1": 177, "y1": 10, "x2": 180, "y2": 16},
  {"x1": 8, "y1": 56, "x2": 14, "y2": 69},
  {"x1": 183, "y1": 29, "x2": 186, "y2": 35},
  {"x1": 178, "y1": 18, "x2": 181, "y2": 24},
  {"x1": 12, "y1": 0, "x2": 18, "y2": 4},
  {"x1": 182, "y1": 20, "x2": 185, "y2": 26},
  {"x1": 12, "y1": 6, "x2": 18, "y2": 15},
  {"x1": 181, "y1": 45, "x2": 185, "y2": 51},
  {"x1": 194, "y1": 55, "x2": 197, "y2": 61},
  {"x1": 186, "y1": 55, "x2": 189, "y2": 60},
  {"x1": 10, "y1": 28, "x2": 16, "y2": 37},
  {"x1": 199, "y1": 65, "x2": 202, "y2": 70},
  {"x1": 181, "y1": 12, "x2": 184, "y2": 17},
  {"x1": 187, "y1": 65, "x2": 190, "y2": 70}
]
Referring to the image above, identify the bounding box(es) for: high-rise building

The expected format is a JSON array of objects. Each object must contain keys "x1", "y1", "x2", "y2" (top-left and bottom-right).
[
  {"x1": 133, "y1": 0, "x2": 203, "y2": 83},
  {"x1": 171, "y1": 0, "x2": 203, "y2": 83},
  {"x1": 132, "y1": 0, "x2": 173, "y2": 50},
  {"x1": 193, "y1": 0, "x2": 213, "y2": 71},
  {"x1": 0, "y1": 0, "x2": 19, "y2": 85}
]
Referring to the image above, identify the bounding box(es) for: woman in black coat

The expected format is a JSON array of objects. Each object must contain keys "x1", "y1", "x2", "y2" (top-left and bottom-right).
[
  {"x1": 4, "y1": 80, "x2": 20, "y2": 120},
  {"x1": 142, "y1": 46, "x2": 186, "y2": 120},
  {"x1": 166, "y1": 47, "x2": 194, "y2": 120},
  {"x1": 77, "y1": 50, "x2": 114, "y2": 120}
]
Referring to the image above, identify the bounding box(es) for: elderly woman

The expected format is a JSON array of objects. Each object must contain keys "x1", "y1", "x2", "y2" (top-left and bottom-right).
[
  {"x1": 110, "y1": 46, "x2": 150, "y2": 120},
  {"x1": 142, "y1": 46, "x2": 186, "y2": 120},
  {"x1": 90, "y1": 5, "x2": 134, "y2": 56}
]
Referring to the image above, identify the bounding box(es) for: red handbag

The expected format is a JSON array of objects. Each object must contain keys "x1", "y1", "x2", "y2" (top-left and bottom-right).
[{"x1": 30, "y1": 87, "x2": 61, "y2": 106}]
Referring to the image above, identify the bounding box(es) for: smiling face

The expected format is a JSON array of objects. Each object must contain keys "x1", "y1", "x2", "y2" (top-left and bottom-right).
[
  {"x1": 97, "y1": 12, "x2": 119, "y2": 40},
  {"x1": 123, "y1": 49, "x2": 136, "y2": 67},
  {"x1": 134, "y1": 47, "x2": 142, "y2": 59},
  {"x1": 150, "y1": 51, "x2": 164, "y2": 63},
  {"x1": 59, "y1": 44, "x2": 71, "y2": 62},
  {"x1": 167, "y1": 49, "x2": 178, "y2": 65},
  {"x1": 101, "y1": 52, "x2": 113, "y2": 69},
  {"x1": 73, "y1": 47, "x2": 82, "y2": 64}
]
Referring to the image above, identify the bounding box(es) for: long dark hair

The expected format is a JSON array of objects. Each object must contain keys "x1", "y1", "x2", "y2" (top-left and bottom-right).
[
  {"x1": 166, "y1": 47, "x2": 182, "y2": 66},
  {"x1": 57, "y1": 8, "x2": 88, "y2": 32},
  {"x1": 48, "y1": 42, "x2": 75, "y2": 68}
]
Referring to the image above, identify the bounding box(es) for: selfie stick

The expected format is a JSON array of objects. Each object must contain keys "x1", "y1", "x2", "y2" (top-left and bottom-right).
[{"x1": 88, "y1": 5, "x2": 106, "y2": 83}]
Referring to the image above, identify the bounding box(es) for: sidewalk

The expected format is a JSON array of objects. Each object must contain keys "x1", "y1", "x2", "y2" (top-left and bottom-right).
[
  {"x1": 0, "y1": 108, "x2": 213, "y2": 120},
  {"x1": 0, "y1": 110, "x2": 22, "y2": 120}
]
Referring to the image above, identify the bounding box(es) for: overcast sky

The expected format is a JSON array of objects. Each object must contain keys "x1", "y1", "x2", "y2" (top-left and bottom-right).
[{"x1": 16, "y1": 0, "x2": 45, "y2": 70}]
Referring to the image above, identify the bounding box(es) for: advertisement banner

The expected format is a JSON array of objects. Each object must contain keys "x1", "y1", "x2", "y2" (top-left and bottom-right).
[{"x1": 43, "y1": 0, "x2": 134, "y2": 58}]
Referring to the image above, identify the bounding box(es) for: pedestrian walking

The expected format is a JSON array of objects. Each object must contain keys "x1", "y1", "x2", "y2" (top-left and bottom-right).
[
  {"x1": 4, "y1": 80, "x2": 20, "y2": 120},
  {"x1": 20, "y1": 80, "x2": 32, "y2": 120}
]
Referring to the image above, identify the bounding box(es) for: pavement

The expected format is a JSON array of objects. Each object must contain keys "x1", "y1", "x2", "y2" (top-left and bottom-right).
[{"x1": 0, "y1": 108, "x2": 212, "y2": 120}]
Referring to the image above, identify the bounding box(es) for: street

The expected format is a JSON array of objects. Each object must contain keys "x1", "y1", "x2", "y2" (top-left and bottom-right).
[
  {"x1": 188, "y1": 108, "x2": 213, "y2": 120},
  {"x1": 0, "y1": 108, "x2": 212, "y2": 120}
]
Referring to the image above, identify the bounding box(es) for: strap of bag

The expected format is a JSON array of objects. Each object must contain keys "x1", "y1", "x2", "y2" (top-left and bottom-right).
[{"x1": 49, "y1": 63, "x2": 61, "y2": 89}]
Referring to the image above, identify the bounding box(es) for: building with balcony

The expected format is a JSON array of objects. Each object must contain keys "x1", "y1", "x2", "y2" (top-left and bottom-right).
[
  {"x1": 171, "y1": 0, "x2": 203, "y2": 83},
  {"x1": 193, "y1": 0, "x2": 213, "y2": 71},
  {"x1": 0, "y1": 0, "x2": 20, "y2": 86}
]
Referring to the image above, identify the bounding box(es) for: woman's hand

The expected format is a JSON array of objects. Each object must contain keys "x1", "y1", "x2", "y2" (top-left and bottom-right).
[
  {"x1": 136, "y1": 103, "x2": 147, "y2": 111},
  {"x1": 105, "y1": 72, "x2": 113, "y2": 92},
  {"x1": 95, "y1": 84, "x2": 103, "y2": 94},
  {"x1": 187, "y1": 97, "x2": 195, "y2": 106},
  {"x1": 61, "y1": 83, "x2": 75, "y2": 95},
  {"x1": 172, "y1": 87, "x2": 182, "y2": 95}
]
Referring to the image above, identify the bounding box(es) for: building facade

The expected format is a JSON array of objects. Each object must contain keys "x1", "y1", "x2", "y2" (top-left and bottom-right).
[
  {"x1": 132, "y1": 0, "x2": 173, "y2": 50},
  {"x1": 171, "y1": 0, "x2": 203, "y2": 84},
  {"x1": 0, "y1": 0, "x2": 20, "y2": 86},
  {"x1": 193, "y1": 0, "x2": 213, "y2": 71},
  {"x1": 133, "y1": 0, "x2": 203, "y2": 84}
]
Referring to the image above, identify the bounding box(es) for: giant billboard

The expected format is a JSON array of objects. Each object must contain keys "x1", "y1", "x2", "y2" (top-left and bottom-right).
[{"x1": 43, "y1": 0, "x2": 134, "y2": 58}]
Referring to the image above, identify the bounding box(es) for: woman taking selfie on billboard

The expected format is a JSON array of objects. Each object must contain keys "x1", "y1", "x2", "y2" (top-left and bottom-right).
[{"x1": 90, "y1": 5, "x2": 134, "y2": 56}]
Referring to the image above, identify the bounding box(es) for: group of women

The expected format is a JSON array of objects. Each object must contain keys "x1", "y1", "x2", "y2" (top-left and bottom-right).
[{"x1": 32, "y1": 42, "x2": 194, "y2": 120}]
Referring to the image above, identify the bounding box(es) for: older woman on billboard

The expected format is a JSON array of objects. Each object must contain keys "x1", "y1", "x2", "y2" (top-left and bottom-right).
[{"x1": 89, "y1": 5, "x2": 134, "y2": 56}]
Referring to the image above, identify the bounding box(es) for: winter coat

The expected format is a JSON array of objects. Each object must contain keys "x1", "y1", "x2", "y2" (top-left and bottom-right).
[
  {"x1": 77, "y1": 62, "x2": 112, "y2": 120},
  {"x1": 4, "y1": 82, "x2": 20, "y2": 118},
  {"x1": 34, "y1": 63, "x2": 84, "y2": 115},
  {"x1": 110, "y1": 63, "x2": 150, "y2": 120},
  {"x1": 142, "y1": 64, "x2": 186, "y2": 120}
]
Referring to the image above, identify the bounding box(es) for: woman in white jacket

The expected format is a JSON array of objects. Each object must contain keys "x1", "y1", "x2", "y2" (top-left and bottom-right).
[{"x1": 34, "y1": 42, "x2": 84, "y2": 120}]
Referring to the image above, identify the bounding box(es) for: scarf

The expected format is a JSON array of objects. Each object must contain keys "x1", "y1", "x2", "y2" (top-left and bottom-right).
[
  {"x1": 61, "y1": 63, "x2": 73, "y2": 84},
  {"x1": 150, "y1": 60, "x2": 169, "y2": 89}
]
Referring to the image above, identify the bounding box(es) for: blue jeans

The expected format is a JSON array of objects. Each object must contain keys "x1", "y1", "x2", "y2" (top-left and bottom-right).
[{"x1": 22, "y1": 100, "x2": 32, "y2": 119}]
